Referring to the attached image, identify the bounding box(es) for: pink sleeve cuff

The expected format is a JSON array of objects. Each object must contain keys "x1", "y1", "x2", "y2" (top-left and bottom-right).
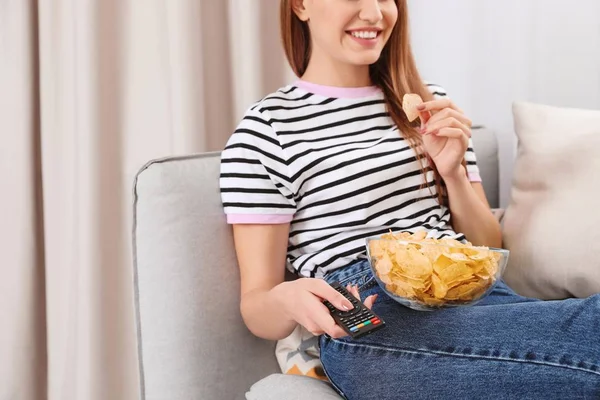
[
  {"x1": 468, "y1": 172, "x2": 482, "y2": 183},
  {"x1": 227, "y1": 214, "x2": 294, "y2": 224}
]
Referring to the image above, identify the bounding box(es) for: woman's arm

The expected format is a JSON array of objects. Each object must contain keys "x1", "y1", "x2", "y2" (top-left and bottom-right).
[
  {"x1": 416, "y1": 96, "x2": 502, "y2": 248},
  {"x1": 233, "y1": 224, "x2": 357, "y2": 341},
  {"x1": 444, "y1": 172, "x2": 502, "y2": 248},
  {"x1": 233, "y1": 223, "x2": 297, "y2": 340}
]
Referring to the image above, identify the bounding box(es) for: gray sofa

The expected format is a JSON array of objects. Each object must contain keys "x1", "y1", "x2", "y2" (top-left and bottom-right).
[{"x1": 132, "y1": 128, "x2": 500, "y2": 400}]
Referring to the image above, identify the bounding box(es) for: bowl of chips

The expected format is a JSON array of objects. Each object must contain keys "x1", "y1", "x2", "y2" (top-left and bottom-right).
[{"x1": 366, "y1": 231, "x2": 509, "y2": 311}]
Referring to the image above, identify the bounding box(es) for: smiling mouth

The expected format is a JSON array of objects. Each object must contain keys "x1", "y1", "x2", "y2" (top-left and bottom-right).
[{"x1": 346, "y1": 30, "x2": 382, "y2": 40}]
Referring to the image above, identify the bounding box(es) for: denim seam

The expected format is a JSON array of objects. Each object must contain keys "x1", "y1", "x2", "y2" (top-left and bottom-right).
[
  {"x1": 331, "y1": 339, "x2": 600, "y2": 377},
  {"x1": 321, "y1": 359, "x2": 348, "y2": 400},
  {"x1": 320, "y1": 337, "x2": 349, "y2": 399}
]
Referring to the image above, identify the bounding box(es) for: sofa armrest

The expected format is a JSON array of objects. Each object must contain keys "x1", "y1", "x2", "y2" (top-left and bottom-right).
[
  {"x1": 133, "y1": 153, "x2": 280, "y2": 400},
  {"x1": 471, "y1": 127, "x2": 500, "y2": 209}
]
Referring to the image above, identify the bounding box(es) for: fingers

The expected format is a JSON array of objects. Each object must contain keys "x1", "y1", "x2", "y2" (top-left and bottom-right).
[
  {"x1": 302, "y1": 280, "x2": 381, "y2": 339},
  {"x1": 424, "y1": 107, "x2": 472, "y2": 129},
  {"x1": 310, "y1": 302, "x2": 348, "y2": 338},
  {"x1": 422, "y1": 117, "x2": 471, "y2": 138},
  {"x1": 301, "y1": 278, "x2": 354, "y2": 311},
  {"x1": 419, "y1": 110, "x2": 432, "y2": 126},
  {"x1": 346, "y1": 283, "x2": 361, "y2": 300},
  {"x1": 417, "y1": 98, "x2": 463, "y2": 114},
  {"x1": 363, "y1": 294, "x2": 378, "y2": 310},
  {"x1": 434, "y1": 127, "x2": 465, "y2": 137},
  {"x1": 347, "y1": 283, "x2": 378, "y2": 310},
  {"x1": 435, "y1": 128, "x2": 470, "y2": 145},
  {"x1": 305, "y1": 322, "x2": 346, "y2": 338},
  {"x1": 328, "y1": 325, "x2": 349, "y2": 339}
]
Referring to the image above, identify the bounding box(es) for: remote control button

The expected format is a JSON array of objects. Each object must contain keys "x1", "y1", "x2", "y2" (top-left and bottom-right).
[
  {"x1": 356, "y1": 323, "x2": 365, "y2": 329},
  {"x1": 364, "y1": 320, "x2": 371, "y2": 326},
  {"x1": 350, "y1": 326, "x2": 359, "y2": 332},
  {"x1": 370, "y1": 318, "x2": 381, "y2": 325},
  {"x1": 337, "y1": 312, "x2": 354, "y2": 319}
]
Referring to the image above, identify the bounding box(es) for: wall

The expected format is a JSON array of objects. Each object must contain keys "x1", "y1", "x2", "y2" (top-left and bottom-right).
[{"x1": 408, "y1": 0, "x2": 600, "y2": 207}]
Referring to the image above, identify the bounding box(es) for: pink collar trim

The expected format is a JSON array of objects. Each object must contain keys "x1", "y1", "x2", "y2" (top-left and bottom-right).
[{"x1": 294, "y1": 80, "x2": 381, "y2": 99}]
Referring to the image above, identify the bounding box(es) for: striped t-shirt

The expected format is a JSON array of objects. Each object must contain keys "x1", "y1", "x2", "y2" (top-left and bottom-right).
[{"x1": 219, "y1": 81, "x2": 481, "y2": 278}]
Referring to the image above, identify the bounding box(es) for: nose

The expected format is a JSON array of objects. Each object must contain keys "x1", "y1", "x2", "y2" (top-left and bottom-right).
[{"x1": 359, "y1": 0, "x2": 383, "y2": 24}]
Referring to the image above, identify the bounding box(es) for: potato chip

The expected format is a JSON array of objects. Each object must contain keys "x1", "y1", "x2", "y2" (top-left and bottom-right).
[
  {"x1": 411, "y1": 230, "x2": 427, "y2": 241},
  {"x1": 447, "y1": 253, "x2": 469, "y2": 262},
  {"x1": 431, "y1": 273, "x2": 449, "y2": 299},
  {"x1": 369, "y1": 231, "x2": 501, "y2": 307},
  {"x1": 392, "y1": 271, "x2": 429, "y2": 291},
  {"x1": 379, "y1": 272, "x2": 394, "y2": 285},
  {"x1": 445, "y1": 282, "x2": 481, "y2": 301},
  {"x1": 419, "y1": 245, "x2": 446, "y2": 264},
  {"x1": 395, "y1": 248, "x2": 432, "y2": 278},
  {"x1": 377, "y1": 253, "x2": 394, "y2": 275},
  {"x1": 435, "y1": 259, "x2": 473, "y2": 284},
  {"x1": 368, "y1": 239, "x2": 388, "y2": 259},
  {"x1": 402, "y1": 93, "x2": 424, "y2": 122},
  {"x1": 417, "y1": 291, "x2": 446, "y2": 306}
]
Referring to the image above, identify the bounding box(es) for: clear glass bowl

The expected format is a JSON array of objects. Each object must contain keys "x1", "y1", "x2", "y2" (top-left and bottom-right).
[{"x1": 365, "y1": 236, "x2": 510, "y2": 311}]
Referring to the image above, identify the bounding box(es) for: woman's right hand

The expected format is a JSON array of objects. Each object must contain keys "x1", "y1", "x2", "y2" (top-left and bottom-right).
[{"x1": 271, "y1": 278, "x2": 378, "y2": 338}]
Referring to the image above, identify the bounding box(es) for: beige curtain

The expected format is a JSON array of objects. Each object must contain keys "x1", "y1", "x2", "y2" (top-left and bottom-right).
[{"x1": 0, "y1": 1, "x2": 292, "y2": 399}]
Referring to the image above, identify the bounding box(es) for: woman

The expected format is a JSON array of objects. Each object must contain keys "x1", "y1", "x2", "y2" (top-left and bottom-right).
[{"x1": 220, "y1": 0, "x2": 600, "y2": 398}]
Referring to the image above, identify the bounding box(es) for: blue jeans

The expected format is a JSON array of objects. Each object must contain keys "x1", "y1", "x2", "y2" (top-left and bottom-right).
[{"x1": 320, "y1": 259, "x2": 600, "y2": 400}]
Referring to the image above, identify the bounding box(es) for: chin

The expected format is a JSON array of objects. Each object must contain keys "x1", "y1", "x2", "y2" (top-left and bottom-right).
[{"x1": 348, "y1": 52, "x2": 383, "y2": 66}]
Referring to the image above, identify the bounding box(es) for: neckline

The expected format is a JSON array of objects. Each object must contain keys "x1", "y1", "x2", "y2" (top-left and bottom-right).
[{"x1": 294, "y1": 80, "x2": 382, "y2": 99}]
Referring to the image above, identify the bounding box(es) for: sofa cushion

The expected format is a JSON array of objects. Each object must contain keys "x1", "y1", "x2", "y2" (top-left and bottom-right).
[
  {"x1": 246, "y1": 374, "x2": 341, "y2": 400},
  {"x1": 503, "y1": 102, "x2": 600, "y2": 299}
]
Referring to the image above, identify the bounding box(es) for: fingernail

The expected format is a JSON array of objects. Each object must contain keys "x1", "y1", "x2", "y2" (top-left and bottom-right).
[{"x1": 344, "y1": 300, "x2": 354, "y2": 310}]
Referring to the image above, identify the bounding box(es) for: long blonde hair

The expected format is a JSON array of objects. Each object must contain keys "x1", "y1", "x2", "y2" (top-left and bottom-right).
[{"x1": 280, "y1": 0, "x2": 449, "y2": 204}]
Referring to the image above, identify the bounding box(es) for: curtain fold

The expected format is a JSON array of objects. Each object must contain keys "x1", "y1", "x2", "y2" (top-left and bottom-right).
[
  {"x1": 1, "y1": 2, "x2": 47, "y2": 399},
  {"x1": 1, "y1": 1, "x2": 291, "y2": 399}
]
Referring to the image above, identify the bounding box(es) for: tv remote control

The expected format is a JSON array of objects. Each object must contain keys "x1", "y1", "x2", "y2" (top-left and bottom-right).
[{"x1": 323, "y1": 281, "x2": 386, "y2": 339}]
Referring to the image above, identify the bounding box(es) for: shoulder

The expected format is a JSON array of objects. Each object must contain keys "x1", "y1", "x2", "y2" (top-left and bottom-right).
[
  {"x1": 230, "y1": 84, "x2": 307, "y2": 130},
  {"x1": 247, "y1": 84, "x2": 311, "y2": 114},
  {"x1": 231, "y1": 85, "x2": 301, "y2": 138},
  {"x1": 223, "y1": 89, "x2": 296, "y2": 157}
]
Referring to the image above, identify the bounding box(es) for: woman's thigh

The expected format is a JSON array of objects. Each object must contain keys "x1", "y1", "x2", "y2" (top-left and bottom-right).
[{"x1": 320, "y1": 281, "x2": 600, "y2": 400}]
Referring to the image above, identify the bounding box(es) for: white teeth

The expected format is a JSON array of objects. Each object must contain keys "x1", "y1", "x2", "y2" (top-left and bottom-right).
[{"x1": 351, "y1": 31, "x2": 377, "y2": 39}]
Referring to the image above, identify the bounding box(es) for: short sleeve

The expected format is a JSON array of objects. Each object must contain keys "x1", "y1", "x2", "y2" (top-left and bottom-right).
[
  {"x1": 219, "y1": 107, "x2": 297, "y2": 224},
  {"x1": 426, "y1": 82, "x2": 482, "y2": 183}
]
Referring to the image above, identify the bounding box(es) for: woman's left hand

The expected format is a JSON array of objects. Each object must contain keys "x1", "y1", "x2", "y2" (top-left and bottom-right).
[{"x1": 417, "y1": 99, "x2": 472, "y2": 180}]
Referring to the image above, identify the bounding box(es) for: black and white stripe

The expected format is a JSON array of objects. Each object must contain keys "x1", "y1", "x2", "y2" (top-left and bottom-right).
[{"x1": 220, "y1": 84, "x2": 479, "y2": 278}]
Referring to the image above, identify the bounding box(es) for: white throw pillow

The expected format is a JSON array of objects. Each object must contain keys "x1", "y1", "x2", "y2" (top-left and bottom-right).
[{"x1": 503, "y1": 101, "x2": 600, "y2": 299}]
